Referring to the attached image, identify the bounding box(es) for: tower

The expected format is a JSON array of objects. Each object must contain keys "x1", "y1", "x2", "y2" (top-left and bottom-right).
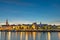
[
  {"x1": 40, "y1": 22, "x2": 42, "y2": 27},
  {"x1": 40, "y1": 22, "x2": 41, "y2": 25},
  {"x1": 6, "y1": 19, "x2": 9, "y2": 26}
]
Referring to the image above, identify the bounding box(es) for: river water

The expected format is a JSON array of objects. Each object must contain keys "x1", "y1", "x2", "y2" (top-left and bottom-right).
[{"x1": 0, "y1": 32, "x2": 60, "y2": 40}]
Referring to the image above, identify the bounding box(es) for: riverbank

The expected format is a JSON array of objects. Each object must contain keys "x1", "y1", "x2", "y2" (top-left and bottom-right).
[{"x1": 0, "y1": 30, "x2": 60, "y2": 32}]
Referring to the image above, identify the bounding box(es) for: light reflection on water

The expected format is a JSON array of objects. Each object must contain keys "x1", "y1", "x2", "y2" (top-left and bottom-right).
[
  {"x1": 47, "y1": 32, "x2": 50, "y2": 40},
  {"x1": 32, "y1": 32, "x2": 36, "y2": 40},
  {"x1": 7, "y1": 32, "x2": 11, "y2": 40},
  {"x1": 20, "y1": 32, "x2": 23, "y2": 40},
  {"x1": 58, "y1": 32, "x2": 60, "y2": 40},
  {"x1": 0, "y1": 32, "x2": 60, "y2": 40},
  {"x1": 25, "y1": 32, "x2": 28, "y2": 40}
]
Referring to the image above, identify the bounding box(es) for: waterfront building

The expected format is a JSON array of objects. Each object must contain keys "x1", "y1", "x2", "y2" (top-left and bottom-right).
[
  {"x1": 32, "y1": 22, "x2": 37, "y2": 30},
  {"x1": 21, "y1": 24, "x2": 30, "y2": 30},
  {"x1": 52, "y1": 24, "x2": 57, "y2": 29},
  {"x1": 39, "y1": 22, "x2": 48, "y2": 27},
  {"x1": 11, "y1": 24, "x2": 18, "y2": 30},
  {"x1": 47, "y1": 25, "x2": 52, "y2": 29},
  {"x1": 57, "y1": 25, "x2": 60, "y2": 29},
  {"x1": 38, "y1": 22, "x2": 48, "y2": 29}
]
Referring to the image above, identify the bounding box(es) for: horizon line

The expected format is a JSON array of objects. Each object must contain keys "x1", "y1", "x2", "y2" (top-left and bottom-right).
[{"x1": 0, "y1": 22, "x2": 60, "y2": 25}]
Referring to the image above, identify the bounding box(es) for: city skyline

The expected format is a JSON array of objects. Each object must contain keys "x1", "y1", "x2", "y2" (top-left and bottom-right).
[
  {"x1": 0, "y1": 0, "x2": 60, "y2": 25},
  {"x1": 0, "y1": 19, "x2": 59, "y2": 25}
]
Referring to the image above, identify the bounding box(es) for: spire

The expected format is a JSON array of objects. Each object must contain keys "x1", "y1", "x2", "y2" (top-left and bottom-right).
[
  {"x1": 40, "y1": 22, "x2": 42, "y2": 25},
  {"x1": 40, "y1": 22, "x2": 42, "y2": 27},
  {"x1": 6, "y1": 19, "x2": 9, "y2": 26}
]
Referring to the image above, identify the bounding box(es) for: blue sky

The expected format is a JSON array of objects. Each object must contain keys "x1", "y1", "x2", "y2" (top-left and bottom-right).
[{"x1": 0, "y1": 0, "x2": 60, "y2": 25}]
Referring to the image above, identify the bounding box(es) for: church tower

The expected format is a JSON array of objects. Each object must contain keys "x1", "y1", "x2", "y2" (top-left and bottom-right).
[
  {"x1": 6, "y1": 19, "x2": 9, "y2": 26},
  {"x1": 40, "y1": 22, "x2": 42, "y2": 27}
]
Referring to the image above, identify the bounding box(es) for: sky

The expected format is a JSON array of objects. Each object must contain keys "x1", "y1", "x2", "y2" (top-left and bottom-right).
[{"x1": 0, "y1": 0, "x2": 60, "y2": 25}]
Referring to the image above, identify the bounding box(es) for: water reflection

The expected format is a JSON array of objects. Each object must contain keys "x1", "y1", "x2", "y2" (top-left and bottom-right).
[
  {"x1": 0, "y1": 32, "x2": 60, "y2": 40},
  {"x1": 51, "y1": 32, "x2": 58, "y2": 40},
  {"x1": 0, "y1": 32, "x2": 1, "y2": 40},
  {"x1": 47, "y1": 32, "x2": 51, "y2": 40},
  {"x1": 32, "y1": 32, "x2": 36, "y2": 40},
  {"x1": 36, "y1": 32, "x2": 41, "y2": 40},
  {"x1": 1, "y1": 32, "x2": 7, "y2": 40},
  {"x1": 58, "y1": 32, "x2": 60, "y2": 40},
  {"x1": 25, "y1": 32, "x2": 28, "y2": 40},
  {"x1": 20, "y1": 32, "x2": 23, "y2": 40},
  {"x1": 7, "y1": 32, "x2": 11, "y2": 40}
]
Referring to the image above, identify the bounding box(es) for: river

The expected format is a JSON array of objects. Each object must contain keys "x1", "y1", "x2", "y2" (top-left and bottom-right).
[{"x1": 0, "y1": 32, "x2": 60, "y2": 40}]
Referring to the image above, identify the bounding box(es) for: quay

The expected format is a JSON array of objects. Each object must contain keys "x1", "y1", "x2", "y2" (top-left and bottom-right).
[{"x1": 0, "y1": 29, "x2": 60, "y2": 32}]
